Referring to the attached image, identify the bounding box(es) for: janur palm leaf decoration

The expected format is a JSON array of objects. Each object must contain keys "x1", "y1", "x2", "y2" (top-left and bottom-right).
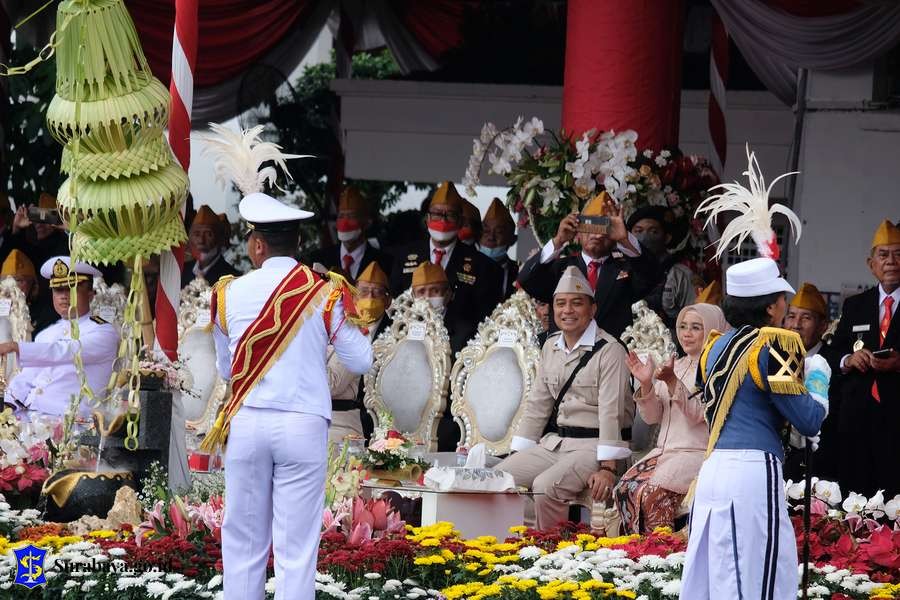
[{"x1": 50, "y1": 0, "x2": 188, "y2": 264}]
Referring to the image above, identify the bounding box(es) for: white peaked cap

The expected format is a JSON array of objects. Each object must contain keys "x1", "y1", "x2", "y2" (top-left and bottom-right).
[
  {"x1": 725, "y1": 257, "x2": 795, "y2": 298},
  {"x1": 239, "y1": 192, "x2": 313, "y2": 229},
  {"x1": 39, "y1": 256, "x2": 102, "y2": 280}
]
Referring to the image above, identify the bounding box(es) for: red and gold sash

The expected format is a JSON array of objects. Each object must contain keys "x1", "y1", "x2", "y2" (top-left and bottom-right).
[
  {"x1": 200, "y1": 264, "x2": 365, "y2": 451},
  {"x1": 200, "y1": 263, "x2": 329, "y2": 452}
]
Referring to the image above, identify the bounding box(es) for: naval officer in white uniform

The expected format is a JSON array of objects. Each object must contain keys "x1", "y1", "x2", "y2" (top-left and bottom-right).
[
  {"x1": 210, "y1": 192, "x2": 372, "y2": 600},
  {"x1": 0, "y1": 256, "x2": 118, "y2": 419}
]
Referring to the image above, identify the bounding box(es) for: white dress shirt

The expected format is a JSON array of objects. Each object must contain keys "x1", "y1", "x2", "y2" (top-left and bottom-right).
[
  {"x1": 840, "y1": 284, "x2": 900, "y2": 369},
  {"x1": 339, "y1": 242, "x2": 367, "y2": 279},
  {"x1": 554, "y1": 320, "x2": 599, "y2": 355},
  {"x1": 879, "y1": 284, "x2": 900, "y2": 321},
  {"x1": 6, "y1": 313, "x2": 119, "y2": 417},
  {"x1": 193, "y1": 250, "x2": 224, "y2": 279},
  {"x1": 538, "y1": 232, "x2": 642, "y2": 265},
  {"x1": 212, "y1": 256, "x2": 372, "y2": 422},
  {"x1": 429, "y1": 239, "x2": 457, "y2": 270}
]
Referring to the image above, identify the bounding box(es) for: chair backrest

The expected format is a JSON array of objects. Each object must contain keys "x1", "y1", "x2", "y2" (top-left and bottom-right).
[
  {"x1": 620, "y1": 299, "x2": 676, "y2": 365},
  {"x1": 90, "y1": 279, "x2": 126, "y2": 327},
  {"x1": 178, "y1": 277, "x2": 213, "y2": 339},
  {"x1": 364, "y1": 293, "x2": 451, "y2": 451},
  {"x1": 0, "y1": 277, "x2": 33, "y2": 378},
  {"x1": 449, "y1": 290, "x2": 542, "y2": 455}
]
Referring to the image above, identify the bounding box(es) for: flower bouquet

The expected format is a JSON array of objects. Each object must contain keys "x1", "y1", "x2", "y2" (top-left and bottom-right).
[
  {"x1": 463, "y1": 117, "x2": 722, "y2": 271},
  {"x1": 462, "y1": 117, "x2": 638, "y2": 244},
  {"x1": 363, "y1": 414, "x2": 429, "y2": 486},
  {"x1": 0, "y1": 409, "x2": 53, "y2": 509}
]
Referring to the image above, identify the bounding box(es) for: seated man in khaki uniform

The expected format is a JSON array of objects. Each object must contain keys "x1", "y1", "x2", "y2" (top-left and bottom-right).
[
  {"x1": 327, "y1": 262, "x2": 392, "y2": 446},
  {"x1": 496, "y1": 266, "x2": 632, "y2": 529}
]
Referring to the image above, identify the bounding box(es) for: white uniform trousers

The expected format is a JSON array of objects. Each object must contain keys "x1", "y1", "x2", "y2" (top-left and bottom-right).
[
  {"x1": 223, "y1": 406, "x2": 327, "y2": 600},
  {"x1": 680, "y1": 449, "x2": 798, "y2": 600}
]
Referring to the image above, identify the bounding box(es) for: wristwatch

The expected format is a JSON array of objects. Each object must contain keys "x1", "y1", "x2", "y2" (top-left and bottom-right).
[{"x1": 597, "y1": 465, "x2": 616, "y2": 475}]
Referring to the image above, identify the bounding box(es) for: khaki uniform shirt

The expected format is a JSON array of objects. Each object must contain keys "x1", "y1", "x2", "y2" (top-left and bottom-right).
[{"x1": 510, "y1": 321, "x2": 633, "y2": 460}]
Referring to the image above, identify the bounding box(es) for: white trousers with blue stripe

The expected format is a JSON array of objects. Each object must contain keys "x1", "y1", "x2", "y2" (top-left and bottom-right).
[{"x1": 680, "y1": 449, "x2": 798, "y2": 600}]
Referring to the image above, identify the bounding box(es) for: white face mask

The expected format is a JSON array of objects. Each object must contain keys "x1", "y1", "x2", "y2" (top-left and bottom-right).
[
  {"x1": 428, "y1": 228, "x2": 457, "y2": 243},
  {"x1": 428, "y1": 296, "x2": 446, "y2": 312},
  {"x1": 337, "y1": 229, "x2": 361, "y2": 243}
]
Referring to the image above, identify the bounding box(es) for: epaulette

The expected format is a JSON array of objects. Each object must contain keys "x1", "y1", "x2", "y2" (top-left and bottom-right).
[
  {"x1": 698, "y1": 329, "x2": 724, "y2": 385},
  {"x1": 748, "y1": 326, "x2": 807, "y2": 394},
  {"x1": 209, "y1": 275, "x2": 236, "y2": 335},
  {"x1": 90, "y1": 315, "x2": 108, "y2": 324}
]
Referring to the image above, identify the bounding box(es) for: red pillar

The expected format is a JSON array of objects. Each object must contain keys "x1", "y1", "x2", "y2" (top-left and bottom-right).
[{"x1": 562, "y1": 0, "x2": 685, "y2": 151}]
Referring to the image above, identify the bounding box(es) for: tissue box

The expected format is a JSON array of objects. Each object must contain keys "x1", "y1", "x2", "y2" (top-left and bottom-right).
[{"x1": 423, "y1": 467, "x2": 516, "y2": 492}]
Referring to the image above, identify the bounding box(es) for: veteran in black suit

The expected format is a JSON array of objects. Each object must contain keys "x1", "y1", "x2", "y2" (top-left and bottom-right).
[
  {"x1": 517, "y1": 194, "x2": 660, "y2": 340},
  {"x1": 388, "y1": 182, "x2": 502, "y2": 337},
  {"x1": 822, "y1": 220, "x2": 900, "y2": 497},
  {"x1": 305, "y1": 186, "x2": 392, "y2": 282}
]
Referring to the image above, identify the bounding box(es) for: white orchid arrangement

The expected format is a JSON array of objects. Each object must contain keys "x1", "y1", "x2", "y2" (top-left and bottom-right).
[
  {"x1": 783, "y1": 477, "x2": 900, "y2": 522},
  {"x1": 462, "y1": 117, "x2": 638, "y2": 244}
]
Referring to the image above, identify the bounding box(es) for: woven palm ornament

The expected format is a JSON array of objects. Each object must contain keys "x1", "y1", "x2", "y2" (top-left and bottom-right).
[{"x1": 50, "y1": 0, "x2": 188, "y2": 264}]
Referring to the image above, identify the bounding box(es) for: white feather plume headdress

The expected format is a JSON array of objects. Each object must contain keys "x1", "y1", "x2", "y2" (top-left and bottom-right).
[
  {"x1": 695, "y1": 144, "x2": 802, "y2": 261},
  {"x1": 197, "y1": 123, "x2": 311, "y2": 196}
]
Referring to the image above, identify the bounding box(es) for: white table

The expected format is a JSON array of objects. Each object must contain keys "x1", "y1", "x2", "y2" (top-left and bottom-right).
[{"x1": 362, "y1": 482, "x2": 539, "y2": 540}]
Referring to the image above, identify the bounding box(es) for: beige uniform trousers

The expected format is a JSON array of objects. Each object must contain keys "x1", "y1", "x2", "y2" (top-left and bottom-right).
[
  {"x1": 328, "y1": 410, "x2": 364, "y2": 447},
  {"x1": 496, "y1": 444, "x2": 598, "y2": 530}
]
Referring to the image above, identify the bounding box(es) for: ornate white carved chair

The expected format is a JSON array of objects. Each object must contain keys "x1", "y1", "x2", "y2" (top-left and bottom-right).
[
  {"x1": 449, "y1": 291, "x2": 542, "y2": 456},
  {"x1": 364, "y1": 294, "x2": 451, "y2": 451},
  {"x1": 176, "y1": 278, "x2": 224, "y2": 428},
  {"x1": 90, "y1": 279, "x2": 126, "y2": 326},
  {"x1": 0, "y1": 278, "x2": 32, "y2": 380}
]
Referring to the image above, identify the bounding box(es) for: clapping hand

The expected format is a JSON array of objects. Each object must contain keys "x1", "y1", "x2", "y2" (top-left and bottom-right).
[{"x1": 626, "y1": 351, "x2": 655, "y2": 391}]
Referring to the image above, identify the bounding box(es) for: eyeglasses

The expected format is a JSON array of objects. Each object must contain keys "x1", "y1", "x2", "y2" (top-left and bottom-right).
[{"x1": 427, "y1": 211, "x2": 460, "y2": 222}]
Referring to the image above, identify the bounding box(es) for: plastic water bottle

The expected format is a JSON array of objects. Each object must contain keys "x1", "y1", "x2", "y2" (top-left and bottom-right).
[{"x1": 455, "y1": 445, "x2": 468, "y2": 467}]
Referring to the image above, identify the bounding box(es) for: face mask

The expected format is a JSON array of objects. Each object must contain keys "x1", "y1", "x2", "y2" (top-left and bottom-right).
[
  {"x1": 480, "y1": 245, "x2": 508, "y2": 261},
  {"x1": 336, "y1": 218, "x2": 362, "y2": 243},
  {"x1": 428, "y1": 226, "x2": 458, "y2": 243},
  {"x1": 634, "y1": 231, "x2": 666, "y2": 255},
  {"x1": 337, "y1": 229, "x2": 361, "y2": 242},
  {"x1": 457, "y1": 226, "x2": 475, "y2": 244},
  {"x1": 428, "y1": 296, "x2": 446, "y2": 312},
  {"x1": 356, "y1": 297, "x2": 386, "y2": 324}
]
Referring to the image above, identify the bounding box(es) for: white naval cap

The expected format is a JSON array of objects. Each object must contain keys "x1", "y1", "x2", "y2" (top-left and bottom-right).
[
  {"x1": 725, "y1": 257, "x2": 795, "y2": 298},
  {"x1": 239, "y1": 192, "x2": 313, "y2": 234},
  {"x1": 40, "y1": 256, "x2": 102, "y2": 288}
]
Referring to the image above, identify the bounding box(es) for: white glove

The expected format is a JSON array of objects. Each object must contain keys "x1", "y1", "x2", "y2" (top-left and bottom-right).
[
  {"x1": 804, "y1": 355, "x2": 831, "y2": 418},
  {"x1": 789, "y1": 427, "x2": 820, "y2": 452}
]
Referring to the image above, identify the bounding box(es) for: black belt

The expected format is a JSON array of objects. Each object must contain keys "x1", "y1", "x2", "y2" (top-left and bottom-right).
[
  {"x1": 557, "y1": 426, "x2": 633, "y2": 440},
  {"x1": 332, "y1": 399, "x2": 362, "y2": 412}
]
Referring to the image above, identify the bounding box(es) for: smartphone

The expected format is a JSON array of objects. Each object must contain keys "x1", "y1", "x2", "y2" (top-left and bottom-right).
[
  {"x1": 872, "y1": 348, "x2": 895, "y2": 358},
  {"x1": 576, "y1": 214, "x2": 609, "y2": 235},
  {"x1": 27, "y1": 205, "x2": 63, "y2": 226}
]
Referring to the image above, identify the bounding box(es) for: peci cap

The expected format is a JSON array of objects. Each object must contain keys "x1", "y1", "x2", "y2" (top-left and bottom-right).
[
  {"x1": 871, "y1": 220, "x2": 900, "y2": 249},
  {"x1": 790, "y1": 282, "x2": 828, "y2": 318},
  {"x1": 724, "y1": 257, "x2": 794, "y2": 298},
  {"x1": 357, "y1": 261, "x2": 389, "y2": 289},
  {"x1": 411, "y1": 261, "x2": 448, "y2": 288},
  {"x1": 695, "y1": 280, "x2": 723, "y2": 306},
  {"x1": 429, "y1": 181, "x2": 464, "y2": 212},
  {"x1": 191, "y1": 205, "x2": 219, "y2": 228},
  {"x1": 553, "y1": 265, "x2": 594, "y2": 298},
  {"x1": 483, "y1": 198, "x2": 515, "y2": 229},
  {"x1": 1, "y1": 249, "x2": 36, "y2": 280},
  {"x1": 40, "y1": 256, "x2": 102, "y2": 289},
  {"x1": 338, "y1": 186, "x2": 368, "y2": 216}
]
